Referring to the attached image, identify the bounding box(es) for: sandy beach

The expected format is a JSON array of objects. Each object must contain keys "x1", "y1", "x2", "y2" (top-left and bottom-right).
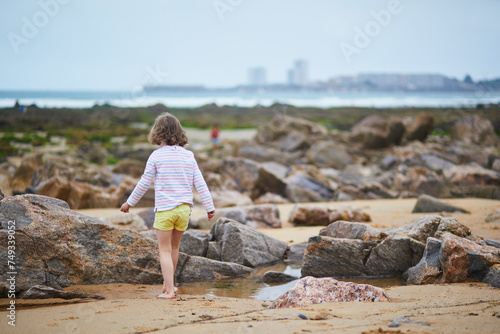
[{"x1": 1, "y1": 197, "x2": 499, "y2": 334}]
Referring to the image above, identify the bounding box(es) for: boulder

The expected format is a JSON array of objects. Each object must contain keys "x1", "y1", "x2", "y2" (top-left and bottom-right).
[
  {"x1": 412, "y1": 194, "x2": 470, "y2": 214},
  {"x1": 306, "y1": 141, "x2": 353, "y2": 169},
  {"x1": 35, "y1": 176, "x2": 125, "y2": 209},
  {"x1": 220, "y1": 157, "x2": 260, "y2": 197},
  {"x1": 444, "y1": 164, "x2": 500, "y2": 187},
  {"x1": 0, "y1": 195, "x2": 257, "y2": 297},
  {"x1": 394, "y1": 166, "x2": 446, "y2": 198},
  {"x1": 285, "y1": 174, "x2": 334, "y2": 203},
  {"x1": 260, "y1": 271, "x2": 298, "y2": 283},
  {"x1": 289, "y1": 205, "x2": 371, "y2": 226},
  {"x1": 268, "y1": 276, "x2": 390, "y2": 309},
  {"x1": 302, "y1": 216, "x2": 482, "y2": 279},
  {"x1": 420, "y1": 153, "x2": 456, "y2": 172},
  {"x1": 319, "y1": 221, "x2": 387, "y2": 242},
  {"x1": 238, "y1": 144, "x2": 305, "y2": 166},
  {"x1": 179, "y1": 230, "x2": 210, "y2": 257},
  {"x1": 440, "y1": 232, "x2": 500, "y2": 283},
  {"x1": 175, "y1": 253, "x2": 255, "y2": 283},
  {"x1": 0, "y1": 194, "x2": 163, "y2": 296},
  {"x1": 350, "y1": 115, "x2": 405, "y2": 149},
  {"x1": 209, "y1": 218, "x2": 288, "y2": 268},
  {"x1": 451, "y1": 114, "x2": 498, "y2": 146},
  {"x1": 404, "y1": 112, "x2": 434, "y2": 142},
  {"x1": 404, "y1": 237, "x2": 442, "y2": 285},
  {"x1": 301, "y1": 236, "x2": 378, "y2": 277}
]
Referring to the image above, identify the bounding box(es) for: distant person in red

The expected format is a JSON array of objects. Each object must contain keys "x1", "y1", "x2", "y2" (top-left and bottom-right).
[{"x1": 210, "y1": 125, "x2": 220, "y2": 154}]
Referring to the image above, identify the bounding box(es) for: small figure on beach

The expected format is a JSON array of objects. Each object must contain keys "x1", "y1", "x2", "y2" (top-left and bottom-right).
[
  {"x1": 210, "y1": 124, "x2": 220, "y2": 154},
  {"x1": 120, "y1": 112, "x2": 216, "y2": 299}
]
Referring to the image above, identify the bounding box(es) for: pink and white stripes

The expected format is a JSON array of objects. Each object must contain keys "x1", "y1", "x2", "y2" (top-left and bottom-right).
[{"x1": 126, "y1": 145, "x2": 215, "y2": 213}]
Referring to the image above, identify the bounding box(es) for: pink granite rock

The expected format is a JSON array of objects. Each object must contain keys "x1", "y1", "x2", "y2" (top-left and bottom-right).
[{"x1": 268, "y1": 276, "x2": 390, "y2": 309}]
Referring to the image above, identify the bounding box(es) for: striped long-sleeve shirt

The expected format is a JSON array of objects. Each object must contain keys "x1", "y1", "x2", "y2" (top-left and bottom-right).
[{"x1": 126, "y1": 145, "x2": 215, "y2": 213}]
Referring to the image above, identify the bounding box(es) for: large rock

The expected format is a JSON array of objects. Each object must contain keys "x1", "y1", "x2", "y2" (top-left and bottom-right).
[
  {"x1": 440, "y1": 232, "x2": 500, "y2": 283},
  {"x1": 289, "y1": 204, "x2": 371, "y2": 226},
  {"x1": 0, "y1": 194, "x2": 163, "y2": 296},
  {"x1": 306, "y1": 141, "x2": 353, "y2": 169},
  {"x1": 451, "y1": 114, "x2": 498, "y2": 146},
  {"x1": 302, "y1": 236, "x2": 379, "y2": 277},
  {"x1": 175, "y1": 252, "x2": 255, "y2": 282},
  {"x1": 179, "y1": 230, "x2": 210, "y2": 257},
  {"x1": 285, "y1": 174, "x2": 334, "y2": 203},
  {"x1": 394, "y1": 166, "x2": 447, "y2": 198},
  {"x1": 350, "y1": 115, "x2": 405, "y2": 149},
  {"x1": 269, "y1": 276, "x2": 390, "y2": 309},
  {"x1": 35, "y1": 176, "x2": 126, "y2": 209},
  {"x1": 404, "y1": 112, "x2": 434, "y2": 142},
  {"x1": 319, "y1": 221, "x2": 387, "y2": 242},
  {"x1": 0, "y1": 195, "x2": 257, "y2": 297},
  {"x1": 302, "y1": 216, "x2": 480, "y2": 279},
  {"x1": 209, "y1": 218, "x2": 288, "y2": 267},
  {"x1": 404, "y1": 232, "x2": 500, "y2": 286},
  {"x1": 444, "y1": 164, "x2": 500, "y2": 187},
  {"x1": 412, "y1": 194, "x2": 470, "y2": 214}
]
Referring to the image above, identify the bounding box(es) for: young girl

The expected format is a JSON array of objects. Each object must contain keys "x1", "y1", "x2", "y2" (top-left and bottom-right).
[{"x1": 120, "y1": 113, "x2": 215, "y2": 299}]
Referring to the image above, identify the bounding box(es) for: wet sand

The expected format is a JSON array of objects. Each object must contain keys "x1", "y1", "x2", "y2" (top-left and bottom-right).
[{"x1": 1, "y1": 198, "x2": 499, "y2": 333}]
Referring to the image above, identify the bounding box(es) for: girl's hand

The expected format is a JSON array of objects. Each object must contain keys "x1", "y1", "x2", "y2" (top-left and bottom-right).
[
  {"x1": 207, "y1": 210, "x2": 215, "y2": 221},
  {"x1": 120, "y1": 203, "x2": 131, "y2": 213}
]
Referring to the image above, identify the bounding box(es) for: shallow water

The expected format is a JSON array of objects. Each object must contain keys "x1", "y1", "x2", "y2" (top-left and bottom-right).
[{"x1": 176, "y1": 261, "x2": 404, "y2": 300}]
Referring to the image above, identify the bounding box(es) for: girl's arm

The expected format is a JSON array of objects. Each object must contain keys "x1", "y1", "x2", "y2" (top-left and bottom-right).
[
  {"x1": 121, "y1": 156, "x2": 156, "y2": 211},
  {"x1": 192, "y1": 161, "x2": 215, "y2": 214}
]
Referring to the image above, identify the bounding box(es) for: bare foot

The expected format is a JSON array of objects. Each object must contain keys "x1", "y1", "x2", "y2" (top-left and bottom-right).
[
  {"x1": 162, "y1": 285, "x2": 178, "y2": 294},
  {"x1": 157, "y1": 292, "x2": 175, "y2": 299}
]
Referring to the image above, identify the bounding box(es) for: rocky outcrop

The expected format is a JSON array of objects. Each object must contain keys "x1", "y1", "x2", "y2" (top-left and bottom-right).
[
  {"x1": 0, "y1": 195, "x2": 256, "y2": 298},
  {"x1": 302, "y1": 216, "x2": 487, "y2": 279},
  {"x1": 404, "y1": 112, "x2": 434, "y2": 142},
  {"x1": 98, "y1": 213, "x2": 148, "y2": 232},
  {"x1": 404, "y1": 232, "x2": 500, "y2": 286},
  {"x1": 451, "y1": 114, "x2": 498, "y2": 146},
  {"x1": 350, "y1": 115, "x2": 406, "y2": 149},
  {"x1": 208, "y1": 218, "x2": 288, "y2": 268},
  {"x1": 289, "y1": 204, "x2": 371, "y2": 226},
  {"x1": 269, "y1": 276, "x2": 390, "y2": 309}
]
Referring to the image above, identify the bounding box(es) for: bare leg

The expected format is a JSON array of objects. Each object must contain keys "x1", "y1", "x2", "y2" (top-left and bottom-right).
[
  {"x1": 161, "y1": 229, "x2": 184, "y2": 294},
  {"x1": 156, "y1": 229, "x2": 175, "y2": 299}
]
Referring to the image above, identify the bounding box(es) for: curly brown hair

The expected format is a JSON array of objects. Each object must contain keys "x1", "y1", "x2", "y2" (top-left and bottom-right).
[{"x1": 148, "y1": 113, "x2": 188, "y2": 146}]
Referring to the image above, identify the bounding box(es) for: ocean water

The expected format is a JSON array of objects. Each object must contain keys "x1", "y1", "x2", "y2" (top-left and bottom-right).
[{"x1": 1, "y1": 90, "x2": 499, "y2": 109}]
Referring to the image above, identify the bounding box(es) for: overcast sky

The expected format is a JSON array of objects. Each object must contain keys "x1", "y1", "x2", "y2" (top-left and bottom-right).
[{"x1": 1, "y1": 0, "x2": 499, "y2": 91}]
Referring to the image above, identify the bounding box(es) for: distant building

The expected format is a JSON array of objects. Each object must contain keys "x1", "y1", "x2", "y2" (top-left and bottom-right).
[
  {"x1": 357, "y1": 73, "x2": 454, "y2": 90},
  {"x1": 248, "y1": 67, "x2": 267, "y2": 86},
  {"x1": 287, "y1": 59, "x2": 309, "y2": 86}
]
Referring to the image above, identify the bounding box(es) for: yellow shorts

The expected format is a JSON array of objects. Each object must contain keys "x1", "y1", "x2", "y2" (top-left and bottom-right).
[{"x1": 153, "y1": 204, "x2": 191, "y2": 231}]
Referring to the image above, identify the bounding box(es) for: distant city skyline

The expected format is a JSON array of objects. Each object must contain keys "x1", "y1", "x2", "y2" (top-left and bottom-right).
[{"x1": 1, "y1": 1, "x2": 500, "y2": 91}]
